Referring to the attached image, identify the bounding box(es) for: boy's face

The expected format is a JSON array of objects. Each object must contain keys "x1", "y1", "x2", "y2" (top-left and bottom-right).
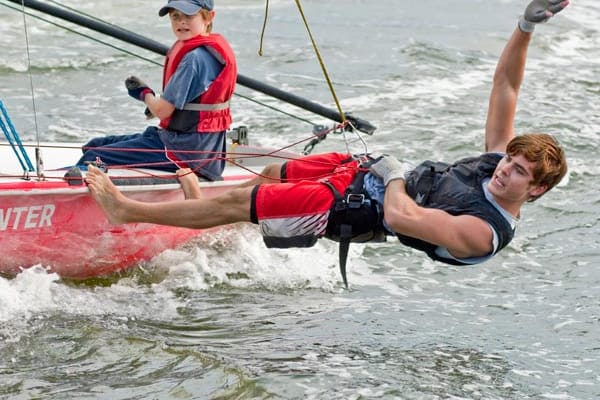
[
  {"x1": 169, "y1": 9, "x2": 213, "y2": 40},
  {"x1": 488, "y1": 153, "x2": 547, "y2": 207}
]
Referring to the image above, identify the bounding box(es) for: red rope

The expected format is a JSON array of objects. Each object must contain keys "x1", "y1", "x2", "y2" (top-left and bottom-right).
[{"x1": 1, "y1": 122, "x2": 351, "y2": 182}]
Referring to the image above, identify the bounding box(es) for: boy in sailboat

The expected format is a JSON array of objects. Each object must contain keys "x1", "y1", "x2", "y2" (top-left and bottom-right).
[
  {"x1": 75, "y1": 0, "x2": 236, "y2": 182},
  {"x1": 86, "y1": 0, "x2": 569, "y2": 274}
]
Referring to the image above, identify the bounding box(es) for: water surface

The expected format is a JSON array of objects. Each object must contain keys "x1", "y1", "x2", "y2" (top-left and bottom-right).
[{"x1": 1, "y1": 0, "x2": 599, "y2": 398}]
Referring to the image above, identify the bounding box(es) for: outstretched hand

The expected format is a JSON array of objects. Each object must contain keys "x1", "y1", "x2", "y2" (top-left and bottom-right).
[
  {"x1": 125, "y1": 76, "x2": 155, "y2": 101},
  {"x1": 369, "y1": 155, "x2": 410, "y2": 187},
  {"x1": 519, "y1": 0, "x2": 570, "y2": 32}
]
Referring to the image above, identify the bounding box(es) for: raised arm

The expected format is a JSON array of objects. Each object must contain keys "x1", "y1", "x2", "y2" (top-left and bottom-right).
[
  {"x1": 485, "y1": 0, "x2": 570, "y2": 153},
  {"x1": 484, "y1": 28, "x2": 531, "y2": 153}
]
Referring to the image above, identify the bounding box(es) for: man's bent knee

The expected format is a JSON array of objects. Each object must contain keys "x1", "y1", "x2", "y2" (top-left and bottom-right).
[{"x1": 260, "y1": 163, "x2": 283, "y2": 182}]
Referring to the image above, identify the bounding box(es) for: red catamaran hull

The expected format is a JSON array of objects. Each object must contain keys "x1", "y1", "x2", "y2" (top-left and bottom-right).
[{"x1": 0, "y1": 175, "x2": 251, "y2": 279}]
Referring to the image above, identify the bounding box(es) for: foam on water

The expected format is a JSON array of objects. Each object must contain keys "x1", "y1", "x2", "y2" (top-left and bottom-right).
[
  {"x1": 148, "y1": 224, "x2": 343, "y2": 292},
  {"x1": 0, "y1": 266, "x2": 61, "y2": 323},
  {"x1": 0, "y1": 266, "x2": 182, "y2": 342}
]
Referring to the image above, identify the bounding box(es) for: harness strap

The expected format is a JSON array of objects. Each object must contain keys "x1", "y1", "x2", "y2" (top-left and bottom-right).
[
  {"x1": 182, "y1": 100, "x2": 231, "y2": 111},
  {"x1": 322, "y1": 161, "x2": 375, "y2": 289},
  {"x1": 321, "y1": 179, "x2": 351, "y2": 288},
  {"x1": 338, "y1": 224, "x2": 352, "y2": 288}
]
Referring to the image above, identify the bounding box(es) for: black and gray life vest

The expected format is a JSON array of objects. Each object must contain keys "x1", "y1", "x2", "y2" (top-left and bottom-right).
[{"x1": 399, "y1": 153, "x2": 515, "y2": 265}]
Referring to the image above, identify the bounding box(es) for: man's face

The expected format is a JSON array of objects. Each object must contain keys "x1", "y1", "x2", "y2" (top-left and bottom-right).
[{"x1": 488, "y1": 153, "x2": 547, "y2": 205}]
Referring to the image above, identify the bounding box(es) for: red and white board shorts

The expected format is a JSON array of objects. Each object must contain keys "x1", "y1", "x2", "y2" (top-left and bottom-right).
[{"x1": 250, "y1": 152, "x2": 358, "y2": 248}]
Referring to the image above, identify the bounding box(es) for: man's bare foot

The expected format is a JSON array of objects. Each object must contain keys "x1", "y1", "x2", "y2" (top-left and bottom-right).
[
  {"x1": 176, "y1": 168, "x2": 203, "y2": 200},
  {"x1": 85, "y1": 165, "x2": 129, "y2": 224}
]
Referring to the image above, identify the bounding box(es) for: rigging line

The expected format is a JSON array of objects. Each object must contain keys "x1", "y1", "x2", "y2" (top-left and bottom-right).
[
  {"x1": 256, "y1": 1, "x2": 371, "y2": 154},
  {"x1": 0, "y1": 120, "x2": 331, "y2": 172},
  {"x1": 18, "y1": 0, "x2": 47, "y2": 180},
  {"x1": 233, "y1": 123, "x2": 344, "y2": 157},
  {"x1": 258, "y1": 0, "x2": 269, "y2": 56},
  {"x1": 292, "y1": 0, "x2": 373, "y2": 160},
  {"x1": 4, "y1": 141, "x2": 329, "y2": 175},
  {"x1": 342, "y1": 120, "x2": 369, "y2": 155},
  {"x1": 294, "y1": 0, "x2": 346, "y2": 124},
  {"x1": 18, "y1": 0, "x2": 40, "y2": 148},
  {"x1": 227, "y1": 156, "x2": 353, "y2": 184},
  {"x1": 249, "y1": 123, "x2": 344, "y2": 155},
  {"x1": 2, "y1": 130, "x2": 334, "y2": 167},
  {"x1": 235, "y1": 91, "x2": 316, "y2": 126}
]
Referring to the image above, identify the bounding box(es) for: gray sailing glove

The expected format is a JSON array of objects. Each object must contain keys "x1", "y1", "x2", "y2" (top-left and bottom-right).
[
  {"x1": 369, "y1": 155, "x2": 411, "y2": 186},
  {"x1": 518, "y1": 0, "x2": 570, "y2": 33}
]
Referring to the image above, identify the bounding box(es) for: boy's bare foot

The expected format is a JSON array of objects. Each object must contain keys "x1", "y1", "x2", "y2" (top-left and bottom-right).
[
  {"x1": 85, "y1": 165, "x2": 129, "y2": 224},
  {"x1": 176, "y1": 168, "x2": 203, "y2": 200}
]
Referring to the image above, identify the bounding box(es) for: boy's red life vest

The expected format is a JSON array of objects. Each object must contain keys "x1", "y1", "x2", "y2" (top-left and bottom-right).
[{"x1": 160, "y1": 34, "x2": 237, "y2": 133}]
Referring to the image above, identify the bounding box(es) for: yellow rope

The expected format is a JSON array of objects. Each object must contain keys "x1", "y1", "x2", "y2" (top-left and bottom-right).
[
  {"x1": 258, "y1": 0, "x2": 270, "y2": 56},
  {"x1": 294, "y1": 0, "x2": 346, "y2": 123},
  {"x1": 257, "y1": 0, "x2": 346, "y2": 124}
]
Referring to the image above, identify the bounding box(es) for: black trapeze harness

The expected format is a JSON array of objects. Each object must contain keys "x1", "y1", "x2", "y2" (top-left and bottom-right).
[{"x1": 322, "y1": 157, "x2": 386, "y2": 288}]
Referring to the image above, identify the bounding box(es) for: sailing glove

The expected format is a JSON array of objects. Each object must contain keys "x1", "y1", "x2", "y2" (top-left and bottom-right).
[
  {"x1": 369, "y1": 155, "x2": 411, "y2": 187},
  {"x1": 125, "y1": 76, "x2": 155, "y2": 101},
  {"x1": 518, "y1": 0, "x2": 569, "y2": 33}
]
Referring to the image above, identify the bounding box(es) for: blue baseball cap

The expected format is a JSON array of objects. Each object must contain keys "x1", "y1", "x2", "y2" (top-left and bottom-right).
[{"x1": 158, "y1": 0, "x2": 214, "y2": 17}]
